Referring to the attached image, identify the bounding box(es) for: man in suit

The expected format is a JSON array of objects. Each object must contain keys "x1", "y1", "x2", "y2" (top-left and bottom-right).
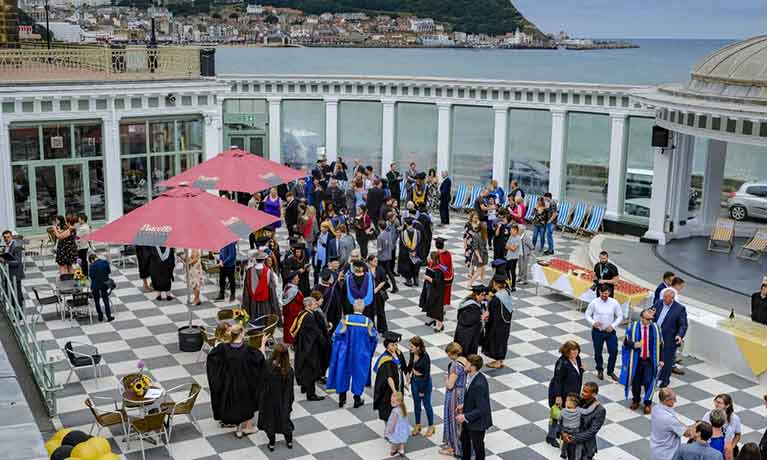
[
  {"x1": 439, "y1": 171, "x2": 452, "y2": 225},
  {"x1": 366, "y1": 179, "x2": 385, "y2": 224},
  {"x1": 386, "y1": 163, "x2": 402, "y2": 207},
  {"x1": 653, "y1": 288, "x2": 688, "y2": 388},
  {"x1": 88, "y1": 254, "x2": 114, "y2": 322},
  {"x1": 1, "y1": 229, "x2": 24, "y2": 308},
  {"x1": 284, "y1": 191, "x2": 300, "y2": 238},
  {"x1": 456, "y1": 354, "x2": 492, "y2": 460},
  {"x1": 653, "y1": 271, "x2": 675, "y2": 305}
]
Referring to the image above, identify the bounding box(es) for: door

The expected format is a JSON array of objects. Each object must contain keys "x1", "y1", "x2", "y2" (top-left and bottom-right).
[
  {"x1": 33, "y1": 165, "x2": 58, "y2": 228},
  {"x1": 249, "y1": 136, "x2": 265, "y2": 157},
  {"x1": 227, "y1": 135, "x2": 266, "y2": 157}
]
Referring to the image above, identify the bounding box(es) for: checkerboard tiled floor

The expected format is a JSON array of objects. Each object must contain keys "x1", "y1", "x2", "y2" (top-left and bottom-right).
[{"x1": 21, "y1": 216, "x2": 767, "y2": 460}]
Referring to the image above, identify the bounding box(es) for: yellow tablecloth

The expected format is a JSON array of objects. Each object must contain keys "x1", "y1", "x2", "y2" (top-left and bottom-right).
[{"x1": 718, "y1": 318, "x2": 767, "y2": 376}]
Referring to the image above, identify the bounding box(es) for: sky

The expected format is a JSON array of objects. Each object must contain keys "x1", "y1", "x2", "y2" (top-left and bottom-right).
[{"x1": 512, "y1": 0, "x2": 766, "y2": 39}]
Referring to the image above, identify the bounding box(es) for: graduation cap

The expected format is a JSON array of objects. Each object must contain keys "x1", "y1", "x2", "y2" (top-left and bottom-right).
[
  {"x1": 470, "y1": 284, "x2": 489, "y2": 294},
  {"x1": 491, "y1": 258, "x2": 507, "y2": 268},
  {"x1": 403, "y1": 216, "x2": 414, "y2": 225},
  {"x1": 352, "y1": 260, "x2": 367, "y2": 271},
  {"x1": 255, "y1": 236, "x2": 271, "y2": 247},
  {"x1": 287, "y1": 270, "x2": 300, "y2": 280},
  {"x1": 320, "y1": 269, "x2": 334, "y2": 282},
  {"x1": 416, "y1": 171, "x2": 427, "y2": 180},
  {"x1": 383, "y1": 330, "x2": 402, "y2": 346},
  {"x1": 290, "y1": 241, "x2": 305, "y2": 250},
  {"x1": 492, "y1": 272, "x2": 508, "y2": 283},
  {"x1": 434, "y1": 237, "x2": 446, "y2": 249},
  {"x1": 328, "y1": 255, "x2": 340, "y2": 263}
]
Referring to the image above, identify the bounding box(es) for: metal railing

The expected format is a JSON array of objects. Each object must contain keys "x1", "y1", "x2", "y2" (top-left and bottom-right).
[
  {"x1": 0, "y1": 46, "x2": 202, "y2": 82},
  {"x1": 0, "y1": 263, "x2": 61, "y2": 416}
]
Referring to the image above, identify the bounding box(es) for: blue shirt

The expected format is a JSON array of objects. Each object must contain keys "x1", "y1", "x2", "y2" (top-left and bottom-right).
[
  {"x1": 89, "y1": 259, "x2": 111, "y2": 290},
  {"x1": 651, "y1": 404, "x2": 686, "y2": 460},
  {"x1": 219, "y1": 242, "x2": 237, "y2": 267},
  {"x1": 657, "y1": 302, "x2": 672, "y2": 327}
]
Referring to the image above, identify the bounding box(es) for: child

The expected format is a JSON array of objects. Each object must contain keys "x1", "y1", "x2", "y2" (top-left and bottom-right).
[
  {"x1": 708, "y1": 409, "x2": 727, "y2": 457},
  {"x1": 559, "y1": 393, "x2": 583, "y2": 460},
  {"x1": 385, "y1": 391, "x2": 411, "y2": 457}
]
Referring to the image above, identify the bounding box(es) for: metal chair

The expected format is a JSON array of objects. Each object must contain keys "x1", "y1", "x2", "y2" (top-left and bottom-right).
[
  {"x1": 30, "y1": 286, "x2": 62, "y2": 322},
  {"x1": 64, "y1": 341, "x2": 103, "y2": 385},
  {"x1": 113, "y1": 245, "x2": 137, "y2": 269},
  {"x1": 65, "y1": 291, "x2": 93, "y2": 324},
  {"x1": 196, "y1": 327, "x2": 218, "y2": 364},
  {"x1": 216, "y1": 308, "x2": 234, "y2": 321},
  {"x1": 126, "y1": 411, "x2": 172, "y2": 460},
  {"x1": 84, "y1": 396, "x2": 127, "y2": 437},
  {"x1": 160, "y1": 382, "x2": 202, "y2": 441},
  {"x1": 59, "y1": 273, "x2": 74, "y2": 281}
]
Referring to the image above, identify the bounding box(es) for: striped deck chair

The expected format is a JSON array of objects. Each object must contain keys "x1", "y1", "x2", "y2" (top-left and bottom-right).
[
  {"x1": 578, "y1": 205, "x2": 606, "y2": 237},
  {"x1": 737, "y1": 227, "x2": 767, "y2": 261},
  {"x1": 707, "y1": 218, "x2": 735, "y2": 253},
  {"x1": 524, "y1": 194, "x2": 539, "y2": 221},
  {"x1": 556, "y1": 201, "x2": 572, "y2": 229},
  {"x1": 450, "y1": 183, "x2": 468, "y2": 210},
  {"x1": 466, "y1": 185, "x2": 482, "y2": 211},
  {"x1": 565, "y1": 202, "x2": 588, "y2": 233},
  {"x1": 400, "y1": 178, "x2": 409, "y2": 202}
]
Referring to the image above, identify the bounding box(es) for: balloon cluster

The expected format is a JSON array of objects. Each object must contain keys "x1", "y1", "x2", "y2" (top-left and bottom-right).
[{"x1": 45, "y1": 429, "x2": 118, "y2": 460}]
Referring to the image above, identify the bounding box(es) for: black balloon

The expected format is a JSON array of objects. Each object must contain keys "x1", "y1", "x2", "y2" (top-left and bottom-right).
[
  {"x1": 61, "y1": 430, "x2": 91, "y2": 447},
  {"x1": 50, "y1": 445, "x2": 74, "y2": 460}
]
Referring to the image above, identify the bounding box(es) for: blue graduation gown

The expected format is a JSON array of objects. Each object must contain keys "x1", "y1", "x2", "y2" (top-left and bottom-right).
[
  {"x1": 619, "y1": 320, "x2": 662, "y2": 403},
  {"x1": 326, "y1": 313, "x2": 378, "y2": 396}
]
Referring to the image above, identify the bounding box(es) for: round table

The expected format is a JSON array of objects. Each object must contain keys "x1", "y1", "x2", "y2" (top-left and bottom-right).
[{"x1": 122, "y1": 385, "x2": 166, "y2": 415}]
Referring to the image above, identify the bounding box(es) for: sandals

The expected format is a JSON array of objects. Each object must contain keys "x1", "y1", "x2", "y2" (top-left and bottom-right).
[{"x1": 439, "y1": 447, "x2": 454, "y2": 455}]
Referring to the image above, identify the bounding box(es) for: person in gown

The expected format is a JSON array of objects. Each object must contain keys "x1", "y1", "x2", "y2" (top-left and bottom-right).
[
  {"x1": 206, "y1": 324, "x2": 266, "y2": 438},
  {"x1": 420, "y1": 252, "x2": 446, "y2": 332},
  {"x1": 454, "y1": 285, "x2": 489, "y2": 356},
  {"x1": 342, "y1": 259, "x2": 374, "y2": 320},
  {"x1": 482, "y1": 275, "x2": 513, "y2": 368},
  {"x1": 281, "y1": 272, "x2": 304, "y2": 345},
  {"x1": 264, "y1": 187, "x2": 282, "y2": 230},
  {"x1": 282, "y1": 241, "x2": 311, "y2": 295},
  {"x1": 619, "y1": 308, "x2": 662, "y2": 414},
  {"x1": 373, "y1": 331, "x2": 407, "y2": 422},
  {"x1": 309, "y1": 290, "x2": 333, "y2": 381},
  {"x1": 398, "y1": 217, "x2": 421, "y2": 287},
  {"x1": 326, "y1": 299, "x2": 378, "y2": 408},
  {"x1": 414, "y1": 208, "x2": 433, "y2": 284},
  {"x1": 322, "y1": 257, "x2": 349, "y2": 329},
  {"x1": 366, "y1": 255, "x2": 390, "y2": 333},
  {"x1": 149, "y1": 246, "x2": 175, "y2": 301},
  {"x1": 135, "y1": 245, "x2": 153, "y2": 292},
  {"x1": 290, "y1": 296, "x2": 328, "y2": 401},
  {"x1": 440, "y1": 342, "x2": 469, "y2": 457},
  {"x1": 242, "y1": 250, "x2": 280, "y2": 320},
  {"x1": 257, "y1": 343, "x2": 295, "y2": 451}
]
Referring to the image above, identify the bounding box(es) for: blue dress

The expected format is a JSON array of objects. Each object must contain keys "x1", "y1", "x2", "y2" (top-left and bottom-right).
[
  {"x1": 385, "y1": 407, "x2": 411, "y2": 445},
  {"x1": 442, "y1": 360, "x2": 466, "y2": 457},
  {"x1": 264, "y1": 196, "x2": 281, "y2": 229}
]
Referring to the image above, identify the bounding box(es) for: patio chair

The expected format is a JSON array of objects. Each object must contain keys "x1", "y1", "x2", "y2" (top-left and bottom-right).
[
  {"x1": 578, "y1": 205, "x2": 606, "y2": 237},
  {"x1": 126, "y1": 411, "x2": 171, "y2": 460},
  {"x1": 449, "y1": 183, "x2": 468, "y2": 210},
  {"x1": 65, "y1": 291, "x2": 93, "y2": 324},
  {"x1": 84, "y1": 396, "x2": 127, "y2": 437},
  {"x1": 59, "y1": 273, "x2": 74, "y2": 281},
  {"x1": 564, "y1": 202, "x2": 589, "y2": 233},
  {"x1": 524, "y1": 194, "x2": 539, "y2": 221},
  {"x1": 64, "y1": 341, "x2": 103, "y2": 385},
  {"x1": 160, "y1": 382, "x2": 202, "y2": 441},
  {"x1": 250, "y1": 314, "x2": 279, "y2": 338},
  {"x1": 30, "y1": 286, "x2": 62, "y2": 323},
  {"x1": 112, "y1": 245, "x2": 137, "y2": 269},
  {"x1": 45, "y1": 228, "x2": 57, "y2": 256},
  {"x1": 737, "y1": 228, "x2": 767, "y2": 261},
  {"x1": 556, "y1": 201, "x2": 572, "y2": 229},
  {"x1": 196, "y1": 327, "x2": 218, "y2": 364},
  {"x1": 245, "y1": 330, "x2": 265, "y2": 350},
  {"x1": 400, "y1": 178, "x2": 408, "y2": 202},
  {"x1": 466, "y1": 184, "x2": 482, "y2": 211},
  {"x1": 707, "y1": 218, "x2": 736, "y2": 253},
  {"x1": 216, "y1": 308, "x2": 234, "y2": 321}
]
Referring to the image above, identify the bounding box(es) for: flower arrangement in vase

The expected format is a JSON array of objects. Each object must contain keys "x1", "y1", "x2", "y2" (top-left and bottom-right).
[
  {"x1": 130, "y1": 359, "x2": 152, "y2": 398},
  {"x1": 73, "y1": 259, "x2": 88, "y2": 285},
  {"x1": 231, "y1": 308, "x2": 250, "y2": 326}
]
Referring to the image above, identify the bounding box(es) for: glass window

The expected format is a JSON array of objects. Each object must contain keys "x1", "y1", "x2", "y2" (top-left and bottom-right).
[
  {"x1": 12, "y1": 165, "x2": 31, "y2": 228},
  {"x1": 62, "y1": 163, "x2": 84, "y2": 216},
  {"x1": 120, "y1": 123, "x2": 147, "y2": 155},
  {"x1": 281, "y1": 100, "x2": 325, "y2": 170},
  {"x1": 338, "y1": 101, "x2": 383, "y2": 174},
  {"x1": 89, "y1": 161, "x2": 105, "y2": 221},
  {"x1": 74, "y1": 124, "x2": 102, "y2": 158},
  {"x1": 564, "y1": 113, "x2": 610, "y2": 205},
  {"x1": 150, "y1": 155, "x2": 176, "y2": 197},
  {"x1": 623, "y1": 117, "x2": 654, "y2": 218},
  {"x1": 42, "y1": 125, "x2": 72, "y2": 159},
  {"x1": 10, "y1": 127, "x2": 39, "y2": 162},
  {"x1": 177, "y1": 119, "x2": 203, "y2": 152},
  {"x1": 35, "y1": 165, "x2": 58, "y2": 226},
  {"x1": 122, "y1": 157, "x2": 148, "y2": 213},
  {"x1": 507, "y1": 109, "x2": 551, "y2": 196},
  {"x1": 451, "y1": 105, "x2": 493, "y2": 186},
  {"x1": 180, "y1": 152, "x2": 202, "y2": 172},
  {"x1": 149, "y1": 121, "x2": 174, "y2": 153},
  {"x1": 395, "y1": 103, "x2": 437, "y2": 170},
  {"x1": 721, "y1": 143, "x2": 767, "y2": 219}
]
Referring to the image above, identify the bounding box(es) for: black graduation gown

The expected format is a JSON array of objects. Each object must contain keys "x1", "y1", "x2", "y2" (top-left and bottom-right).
[
  {"x1": 397, "y1": 228, "x2": 420, "y2": 279},
  {"x1": 148, "y1": 247, "x2": 175, "y2": 292},
  {"x1": 257, "y1": 363, "x2": 295, "y2": 437},
  {"x1": 313, "y1": 309, "x2": 332, "y2": 376},
  {"x1": 365, "y1": 265, "x2": 389, "y2": 333},
  {"x1": 283, "y1": 254, "x2": 311, "y2": 295},
  {"x1": 415, "y1": 214, "x2": 432, "y2": 261},
  {"x1": 323, "y1": 277, "x2": 348, "y2": 330},
  {"x1": 492, "y1": 224, "x2": 510, "y2": 261},
  {"x1": 135, "y1": 245, "x2": 152, "y2": 279},
  {"x1": 206, "y1": 343, "x2": 265, "y2": 425},
  {"x1": 293, "y1": 310, "x2": 328, "y2": 387},
  {"x1": 454, "y1": 299, "x2": 483, "y2": 356},
  {"x1": 419, "y1": 266, "x2": 445, "y2": 321},
  {"x1": 481, "y1": 291, "x2": 513, "y2": 360},
  {"x1": 373, "y1": 352, "x2": 406, "y2": 421}
]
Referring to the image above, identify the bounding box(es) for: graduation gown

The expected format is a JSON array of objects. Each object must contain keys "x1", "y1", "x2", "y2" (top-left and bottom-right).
[
  {"x1": 481, "y1": 289, "x2": 513, "y2": 360},
  {"x1": 313, "y1": 309, "x2": 332, "y2": 377},
  {"x1": 148, "y1": 247, "x2": 175, "y2": 292},
  {"x1": 414, "y1": 213, "x2": 432, "y2": 261},
  {"x1": 492, "y1": 224, "x2": 510, "y2": 261},
  {"x1": 438, "y1": 250, "x2": 454, "y2": 305},
  {"x1": 619, "y1": 320, "x2": 662, "y2": 404},
  {"x1": 365, "y1": 265, "x2": 389, "y2": 333},
  {"x1": 454, "y1": 298, "x2": 484, "y2": 356},
  {"x1": 135, "y1": 245, "x2": 152, "y2": 280},
  {"x1": 343, "y1": 271, "x2": 374, "y2": 315},
  {"x1": 323, "y1": 277, "x2": 348, "y2": 330},
  {"x1": 257, "y1": 363, "x2": 295, "y2": 437},
  {"x1": 283, "y1": 254, "x2": 311, "y2": 295},
  {"x1": 373, "y1": 351, "x2": 406, "y2": 421},
  {"x1": 397, "y1": 228, "x2": 420, "y2": 279},
  {"x1": 291, "y1": 309, "x2": 328, "y2": 387},
  {"x1": 242, "y1": 265, "x2": 280, "y2": 320},
  {"x1": 419, "y1": 265, "x2": 445, "y2": 321},
  {"x1": 326, "y1": 314, "x2": 377, "y2": 396},
  {"x1": 281, "y1": 284, "x2": 304, "y2": 345},
  {"x1": 206, "y1": 343, "x2": 265, "y2": 425}
]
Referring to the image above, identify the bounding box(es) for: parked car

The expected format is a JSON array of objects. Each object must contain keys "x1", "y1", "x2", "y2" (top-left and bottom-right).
[{"x1": 728, "y1": 182, "x2": 767, "y2": 221}]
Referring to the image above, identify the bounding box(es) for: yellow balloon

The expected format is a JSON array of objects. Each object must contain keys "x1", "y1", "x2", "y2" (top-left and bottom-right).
[
  {"x1": 44, "y1": 438, "x2": 62, "y2": 456},
  {"x1": 95, "y1": 453, "x2": 119, "y2": 460},
  {"x1": 50, "y1": 428, "x2": 72, "y2": 442},
  {"x1": 70, "y1": 438, "x2": 100, "y2": 460},
  {"x1": 88, "y1": 437, "x2": 111, "y2": 455}
]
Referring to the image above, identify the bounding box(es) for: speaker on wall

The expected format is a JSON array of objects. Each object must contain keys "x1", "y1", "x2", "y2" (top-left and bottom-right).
[{"x1": 651, "y1": 125, "x2": 671, "y2": 148}]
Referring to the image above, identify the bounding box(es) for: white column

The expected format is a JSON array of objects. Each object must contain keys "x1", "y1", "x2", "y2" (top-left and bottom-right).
[
  {"x1": 701, "y1": 139, "x2": 727, "y2": 232},
  {"x1": 643, "y1": 146, "x2": 672, "y2": 244},
  {"x1": 103, "y1": 109, "x2": 123, "y2": 221},
  {"x1": 670, "y1": 133, "x2": 694, "y2": 235},
  {"x1": 605, "y1": 114, "x2": 629, "y2": 221},
  {"x1": 0, "y1": 114, "x2": 13, "y2": 230},
  {"x1": 267, "y1": 97, "x2": 281, "y2": 163},
  {"x1": 548, "y1": 109, "x2": 568, "y2": 200},
  {"x1": 203, "y1": 111, "x2": 223, "y2": 161},
  {"x1": 324, "y1": 97, "x2": 339, "y2": 162},
  {"x1": 492, "y1": 105, "x2": 509, "y2": 187},
  {"x1": 436, "y1": 102, "x2": 451, "y2": 174},
  {"x1": 381, "y1": 100, "x2": 395, "y2": 174}
]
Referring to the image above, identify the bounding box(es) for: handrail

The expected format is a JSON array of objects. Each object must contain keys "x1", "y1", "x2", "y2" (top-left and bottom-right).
[{"x1": 0, "y1": 263, "x2": 61, "y2": 416}]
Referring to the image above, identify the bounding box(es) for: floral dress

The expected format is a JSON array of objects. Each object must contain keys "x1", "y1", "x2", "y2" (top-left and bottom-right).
[
  {"x1": 55, "y1": 227, "x2": 78, "y2": 267},
  {"x1": 442, "y1": 360, "x2": 467, "y2": 457},
  {"x1": 187, "y1": 250, "x2": 204, "y2": 291},
  {"x1": 426, "y1": 180, "x2": 439, "y2": 211},
  {"x1": 465, "y1": 228, "x2": 488, "y2": 268}
]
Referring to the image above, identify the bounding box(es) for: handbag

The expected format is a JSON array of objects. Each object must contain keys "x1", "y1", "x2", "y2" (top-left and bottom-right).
[{"x1": 104, "y1": 278, "x2": 116, "y2": 292}]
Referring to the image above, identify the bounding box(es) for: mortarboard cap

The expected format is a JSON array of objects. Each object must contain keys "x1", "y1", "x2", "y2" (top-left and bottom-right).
[
  {"x1": 383, "y1": 331, "x2": 402, "y2": 345},
  {"x1": 470, "y1": 284, "x2": 489, "y2": 294}
]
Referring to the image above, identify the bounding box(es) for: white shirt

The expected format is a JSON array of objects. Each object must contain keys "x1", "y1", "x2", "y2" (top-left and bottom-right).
[
  {"x1": 650, "y1": 404, "x2": 686, "y2": 460},
  {"x1": 585, "y1": 296, "x2": 623, "y2": 331}
]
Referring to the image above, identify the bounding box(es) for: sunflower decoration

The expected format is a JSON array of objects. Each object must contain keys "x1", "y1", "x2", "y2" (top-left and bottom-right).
[
  {"x1": 130, "y1": 374, "x2": 153, "y2": 398},
  {"x1": 73, "y1": 268, "x2": 86, "y2": 281},
  {"x1": 232, "y1": 308, "x2": 250, "y2": 326}
]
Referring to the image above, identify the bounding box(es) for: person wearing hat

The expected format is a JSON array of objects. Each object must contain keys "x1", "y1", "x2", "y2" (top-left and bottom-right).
[
  {"x1": 290, "y1": 296, "x2": 328, "y2": 401},
  {"x1": 281, "y1": 271, "x2": 304, "y2": 346},
  {"x1": 338, "y1": 259, "x2": 375, "y2": 323},
  {"x1": 283, "y1": 241, "x2": 311, "y2": 296},
  {"x1": 374, "y1": 331, "x2": 408, "y2": 421},
  {"x1": 398, "y1": 216, "x2": 421, "y2": 287},
  {"x1": 454, "y1": 285, "x2": 489, "y2": 356},
  {"x1": 367, "y1": 255, "x2": 390, "y2": 333},
  {"x1": 435, "y1": 237, "x2": 454, "y2": 308},
  {"x1": 242, "y1": 250, "x2": 280, "y2": 320},
  {"x1": 482, "y1": 275, "x2": 513, "y2": 369},
  {"x1": 411, "y1": 173, "x2": 428, "y2": 210},
  {"x1": 420, "y1": 251, "x2": 446, "y2": 332},
  {"x1": 327, "y1": 299, "x2": 378, "y2": 408}
]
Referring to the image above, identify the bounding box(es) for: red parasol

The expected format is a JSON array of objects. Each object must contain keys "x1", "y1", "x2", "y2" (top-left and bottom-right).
[
  {"x1": 159, "y1": 147, "x2": 305, "y2": 193},
  {"x1": 84, "y1": 185, "x2": 279, "y2": 251}
]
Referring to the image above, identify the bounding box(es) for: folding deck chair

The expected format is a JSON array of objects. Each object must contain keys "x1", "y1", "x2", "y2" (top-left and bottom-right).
[
  {"x1": 465, "y1": 184, "x2": 482, "y2": 211},
  {"x1": 400, "y1": 178, "x2": 408, "y2": 203},
  {"x1": 556, "y1": 201, "x2": 572, "y2": 229},
  {"x1": 737, "y1": 228, "x2": 767, "y2": 261},
  {"x1": 524, "y1": 194, "x2": 539, "y2": 222},
  {"x1": 450, "y1": 183, "x2": 468, "y2": 210},
  {"x1": 707, "y1": 218, "x2": 735, "y2": 253},
  {"x1": 564, "y1": 202, "x2": 588, "y2": 233},
  {"x1": 578, "y1": 205, "x2": 606, "y2": 237}
]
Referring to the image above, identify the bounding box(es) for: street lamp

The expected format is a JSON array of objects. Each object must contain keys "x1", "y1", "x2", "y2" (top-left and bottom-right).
[{"x1": 44, "y1": 0, "x2": 51, "y2": 49}]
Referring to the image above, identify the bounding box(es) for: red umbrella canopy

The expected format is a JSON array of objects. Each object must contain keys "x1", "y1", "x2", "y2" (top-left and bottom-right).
[
  {"x1": 84, "y1": 186, "x2": 279, "y2": 251},
  {"x1": 160, "y1": 148, "x2": 306, "y2": 193}
]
